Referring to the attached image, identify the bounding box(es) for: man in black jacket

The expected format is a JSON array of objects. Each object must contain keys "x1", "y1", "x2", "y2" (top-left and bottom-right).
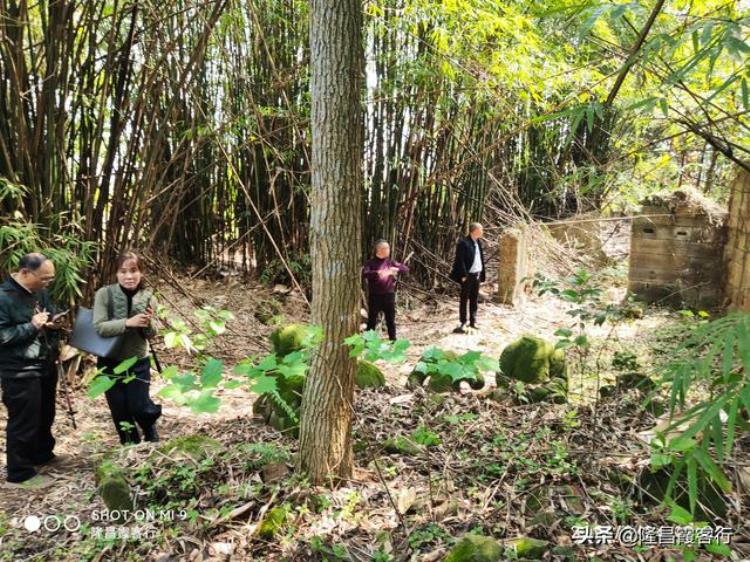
[
  {"x1": 0, "y1": 253, "x2": 64, "y2": 488},
  {"x1": 449, "y1": 223, "x2": 485, "y2": 333}
]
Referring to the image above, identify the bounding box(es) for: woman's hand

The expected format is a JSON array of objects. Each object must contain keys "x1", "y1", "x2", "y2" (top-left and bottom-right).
[{"x1": 126, "y1": 312, "x2": 152, "y2": 328}]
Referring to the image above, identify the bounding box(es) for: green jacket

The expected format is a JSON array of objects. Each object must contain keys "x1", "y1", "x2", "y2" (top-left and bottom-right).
[
  {"x1": 93, "y1": 284, "x2": 157, "y2": 361},
  {"x1": 0, "y1": 277, "x2": 59, "y2": 377}
]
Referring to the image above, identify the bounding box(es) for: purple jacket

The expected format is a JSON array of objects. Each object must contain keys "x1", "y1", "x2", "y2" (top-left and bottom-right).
[{"x1": 362, "y1": 258, "x2": 409, "y2": 294}]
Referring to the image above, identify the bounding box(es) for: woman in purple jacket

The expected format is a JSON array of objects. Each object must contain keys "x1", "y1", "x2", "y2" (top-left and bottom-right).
[{"x1": 362, "y1": 240, "x2": 409, "y2": 341}]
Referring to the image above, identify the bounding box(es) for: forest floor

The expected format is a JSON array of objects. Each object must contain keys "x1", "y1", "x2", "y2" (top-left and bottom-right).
[{"x1": 1, "y1": 258, "x2": 749, "y2": 561}]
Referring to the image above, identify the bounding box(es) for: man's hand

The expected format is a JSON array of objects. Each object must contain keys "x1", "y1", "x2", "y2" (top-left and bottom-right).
[
  {"x1": 388, "y1": 267, "x2": 400, "y2": 277},
  {"x1": 126, "y1": 312, "x2": 152, "y2": 328},
  {"x1": 31, "y1": 311, "x2": 50, "y2": 330}
]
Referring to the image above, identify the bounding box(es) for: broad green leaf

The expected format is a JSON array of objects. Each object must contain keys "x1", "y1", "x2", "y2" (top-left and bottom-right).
[
  {"x1": 87, "y1": 375, "x2": 116, "y2": 399},
  {"x1": 250, "y1": 374, "x2": 279, "y2": 395},
  {"x1": 113, "y1": 356, "x2": 138, "y2": 375},
  {"x1": 666, "y1": 502, "x2": 693, "y2": 525},
  {"x1": 687, "y1": 456, "x2": 698, "y2": 514},
  {"x1": 157, "y1": 384, "x2": 187, "y2": 405},
  {"x1": 201, "y1": 358, "x2": 224, "y2": 387},
  {"x1": 693, "y1": 448, "x2": 731, "y2": 492},
  {"x1": 190, "y1": 390, "x2": 221, "y2": 413}
]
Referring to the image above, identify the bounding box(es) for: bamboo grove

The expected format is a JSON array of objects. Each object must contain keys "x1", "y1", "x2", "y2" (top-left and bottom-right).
[{"x1": 0, "y1": 0, "x2": 748, "y2": 299}]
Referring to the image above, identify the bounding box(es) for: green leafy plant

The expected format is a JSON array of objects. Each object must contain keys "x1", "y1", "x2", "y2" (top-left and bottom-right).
[
  {"x1": 0, "y1": 206, "x2": 97, "y2": 306},
  {"x1": 344, "y1": 330, "x2": 410, "y2": 363},
  {"x1": 532, "y1": 270, "x2": 635, "y2": 400},
  {"x1": 414, "y1": 347, "x2": 495, "y2": 386},
  {"x1": 159, "y1": 305, "x2": 235, "y2": 354},
  {"x1": 87, "y1": 356, "x2": 140, "y2": 398},
  {"x1": 412, "y1": 425, "x2": 442, "y2": 447},
  {"x1": 651, "y1": 312, "x2": 750, "y2": 517}
]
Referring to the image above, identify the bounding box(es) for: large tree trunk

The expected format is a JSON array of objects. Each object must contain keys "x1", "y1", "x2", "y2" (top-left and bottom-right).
[{"x1": 297, "y1": 0, "x2": 363, "y2": 484}]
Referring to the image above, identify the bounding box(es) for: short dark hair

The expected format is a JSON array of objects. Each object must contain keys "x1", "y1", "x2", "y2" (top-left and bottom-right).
[
  {"x1": 114, "y1": 251, "x2": 146, "y2": 291},
  {"x1": 116, "y1": 251, "x2": 143, "y2": 271},
  {"x1": 18, "y1": 253, "x2": 49, "y2": 271}
]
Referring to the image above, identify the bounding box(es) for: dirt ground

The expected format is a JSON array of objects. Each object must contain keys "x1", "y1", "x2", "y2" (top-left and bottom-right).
[{"x1": 1, "y1": 233, "x2": 747, "y2": 560}]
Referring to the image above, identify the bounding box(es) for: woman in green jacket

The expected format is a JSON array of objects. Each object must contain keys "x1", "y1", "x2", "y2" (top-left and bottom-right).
[{"x1": 93, "y1": 251, "x2": 162, "y2": 444}]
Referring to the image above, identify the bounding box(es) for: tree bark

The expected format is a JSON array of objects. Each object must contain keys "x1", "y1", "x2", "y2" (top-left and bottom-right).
[{"x1": 297, "y1": 0, "x2": 363, "y2": 485}]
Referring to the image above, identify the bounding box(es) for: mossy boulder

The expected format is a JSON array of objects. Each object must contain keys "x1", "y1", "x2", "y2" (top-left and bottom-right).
[
  {"x1": 525, "y1": 378, "x2": 568, "y2": 404},
  {"x1": 95, "y1": 460, "x2": 133, "y2": 518},
  {"x1": 406, "y1": 369, "x2": 427, "y2": 390},
  {"x1": 499, "y1": 336, "x2": 565, "y2": 384},
  {"x1": 269, "y1": 324, "x2": 311, "y2": 357},
  {"x1": 259, "y1": 505, "x2": 290, "y2": 539},
  {"x1": 383, "y1": 435, "x2": 423, "y2": 456},
  {"x1": 254, "y1": 298, "x2": 283, "y2": 325},
  {"x1": 549, "y1": 348, "x2": 567, "y2": 378},
  {"x1": 445, "y1": 534, "x2": 502, "y2": 562},
  {"x1": 427, "y1": 372, "x2": 455, "y2": 393},
  {"x1": 158, "y1": 435, "x2": 222, "y2": 460},
  {"x1": 257, "y1": 373, "x2": 304, "y2": 437},
  {"x1": 505, "y1": 536, "x2": 551, "y2": 559},
  {"x1": 356, "y1": 360, "x2": 386, "y2": 389}
]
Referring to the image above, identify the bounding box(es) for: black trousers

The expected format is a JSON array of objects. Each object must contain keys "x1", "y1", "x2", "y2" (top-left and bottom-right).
[
  {"x1": 98, "y1": 357, "x2": 162, "y2": 445},
  {"x1": 459, "y1": 273, "x2": 481, "y2": 325},
  {"x1": 1, "y1": 367, "x2": 58, "y2": 482},
  {"x1": 367, "y1": 292, "x2": 397, "y2": 341}
]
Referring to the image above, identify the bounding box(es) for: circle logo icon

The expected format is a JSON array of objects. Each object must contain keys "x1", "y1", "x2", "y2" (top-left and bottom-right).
[{"x1": 24, "y1": 516, "x2": 41, "y2": 532}]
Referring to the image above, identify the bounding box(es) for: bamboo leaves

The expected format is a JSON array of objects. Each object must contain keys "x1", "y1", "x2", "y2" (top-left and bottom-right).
[{"x1": 654, "y1": 312, "x2": 750, "y2": 517}]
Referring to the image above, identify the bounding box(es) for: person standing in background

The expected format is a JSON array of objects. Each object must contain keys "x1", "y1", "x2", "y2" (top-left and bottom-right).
[
  {"x1": 362, "y1": 240, "x2": 409, "y2": 341},
  {"x1": 450, "y1": 223, "x2": 486, "y2": 333}
]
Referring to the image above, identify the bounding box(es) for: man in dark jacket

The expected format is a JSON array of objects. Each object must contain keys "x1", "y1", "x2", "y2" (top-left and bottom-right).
[
  {"x1": 0, "y1": 253, "x2": 64, "y2": 488},
  {"x1": 449, "y1": 223, "x2": 485, "y2": 333}
]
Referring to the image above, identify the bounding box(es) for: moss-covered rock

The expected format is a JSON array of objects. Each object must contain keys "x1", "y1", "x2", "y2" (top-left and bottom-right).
[
  {"x1": 254, "y1": 372, "x2": 304, "y2": 437},
  {"x1": 254, "y1": 298, "x2": 283, "y2": 325},
  {"x1": 269, "y1": 324, "x2": 311, "y2": 357},
  {"x1": 406, "y1": 369, "x2": 427, "y2": 390},
  {"x1": 253, "y1": 394, "x2": 271, "y2": 417},
  {"x1": 158, "y1": 435, "x2": 222, "y2": 460},
  {"x1": 445, "y1": 534, "x2": 503, "y2": 562},
  {"x1": 466, "y1": 372, "x2": 486, "y2": 391},
  {"x1": 549, "y1": 349, "x2": 567, "y2": 379},
  {"x1": 499, "y1": 336, "x2": 564, "y2": 384},
  {"x1": 276, "y1": 373, "x2": 305, "y2": 409},
  {"x1": 258, "y1": 505, "x2": 290, "y2": 539},
  {"x1": 505, "y1": 536, "x2": 551, "y2": 559},
  {"x1": 426, "y1": 372, "x2": 454, "y2": 393},
  {"x1": 95, "y1": 460, "x2": 132, "y2": 518},
  {"x1": 383, "y1": 435, "x2": 423, "y2": 456},
  {"x1": 356, "y1": 360, "x2": 386, "y2": 389}
]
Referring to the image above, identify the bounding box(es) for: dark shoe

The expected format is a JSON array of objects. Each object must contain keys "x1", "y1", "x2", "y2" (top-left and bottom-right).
[
  {"x1": 34, "y1": 453, "x2": 72, "y2": 473},
  {"x1": 143, "y1": 425, "x2": 159, "y2": 443},
  {"x1": 3, "y1": 474, "x2": 55, "y2": 490},
  {"x1": 469, "y1": 323, "x2": 478, "y2": 330},
  {"x1": 453, "y1": 323, "x2": 467, "y2": 334}
]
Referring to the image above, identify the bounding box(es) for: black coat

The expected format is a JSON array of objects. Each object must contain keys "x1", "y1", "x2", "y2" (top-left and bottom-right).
[
  {"x1": 449, "y1": 236, "x2": 486, "y2": 283},
  {"x1": 0, "y1": 277, "x2": 58, "y2": 377}
]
